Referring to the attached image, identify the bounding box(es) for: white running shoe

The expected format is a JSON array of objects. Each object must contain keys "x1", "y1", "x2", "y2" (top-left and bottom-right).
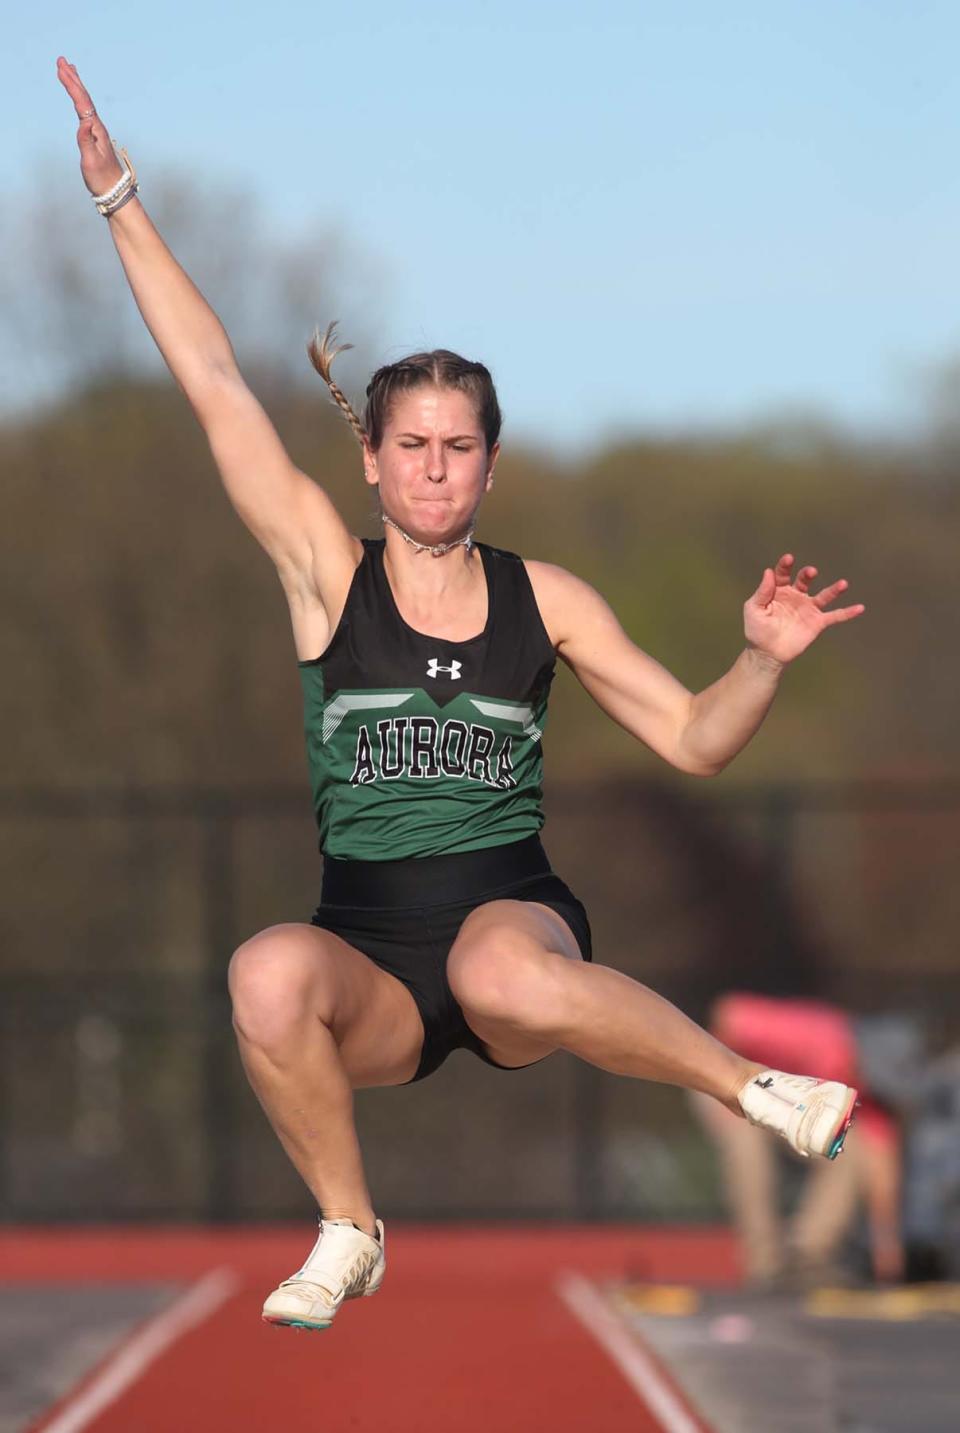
[
  {"x1": 262, "y1": 1217, "x2": 385, "y2": 1330},
  {"x1": 737, "y1": 1070, "x2": 859, "y2": 1160}
]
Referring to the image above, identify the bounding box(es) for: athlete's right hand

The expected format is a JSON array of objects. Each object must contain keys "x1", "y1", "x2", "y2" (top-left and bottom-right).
[{"x1": 56, "y1": 56, "x2": 126, "y2": 196}]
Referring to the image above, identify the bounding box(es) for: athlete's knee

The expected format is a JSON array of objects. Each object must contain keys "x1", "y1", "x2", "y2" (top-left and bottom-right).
[
  {"x1": 228, "y1": 925, "x2": 337, "y2": 1051},
  {"x1": 448, "y1": 927, "x2": 569, "y2": 1032}
]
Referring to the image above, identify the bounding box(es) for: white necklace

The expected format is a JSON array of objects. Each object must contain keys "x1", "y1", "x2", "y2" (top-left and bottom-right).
[{"x1": 381, "y1": 511, "x2": 475, "y2": 557}]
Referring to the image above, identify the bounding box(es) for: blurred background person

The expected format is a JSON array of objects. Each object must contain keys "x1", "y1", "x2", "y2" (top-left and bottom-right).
[
  {"x1": 901, "y1": 1043, "x2": 960, "y2": 1282},
  {"x1": 692, "y1": 993, "x2": 906, "y2": 1288}
]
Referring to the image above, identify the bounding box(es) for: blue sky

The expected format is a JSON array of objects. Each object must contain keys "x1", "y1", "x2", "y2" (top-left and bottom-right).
[{"x1": 12, "y1": 1, "x2": 960, "y2": 451}]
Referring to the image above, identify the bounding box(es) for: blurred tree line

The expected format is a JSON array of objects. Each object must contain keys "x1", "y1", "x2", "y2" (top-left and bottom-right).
[
  {"x1": 2, "y1": 172, "x2": 959, "y2": 1223},
  {"x1": 2, "y1": 168, "x2": 959, "y2": 795},
  {"x1": 3, "y1": 356, "x2": 959, "y2": 793}
]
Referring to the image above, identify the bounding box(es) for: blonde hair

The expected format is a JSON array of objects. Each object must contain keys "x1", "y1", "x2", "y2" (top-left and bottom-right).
[
  {"x1": 306, "y1": 321, "x2": 366, "y2": 446},
  {"x1": 307, "y1": 320, "x2": 502, "y2": 453}
]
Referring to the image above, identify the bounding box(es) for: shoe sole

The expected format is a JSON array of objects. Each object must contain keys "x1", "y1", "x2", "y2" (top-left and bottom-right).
[
  {"x1": 261, "y1": 1281, "x2": 381, "y2": 1332},
  {"x1": 263, "y1": 1314, "x2": 332, "y2": 1331},
  {"x1": 825, "y1": 1088, "x2": 860, "y2": 1160}
]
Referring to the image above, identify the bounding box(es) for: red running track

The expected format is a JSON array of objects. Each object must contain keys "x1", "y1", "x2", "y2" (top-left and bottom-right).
[{"x1": 6, "y1": 1225, "x2": 735, "y2": 1433}]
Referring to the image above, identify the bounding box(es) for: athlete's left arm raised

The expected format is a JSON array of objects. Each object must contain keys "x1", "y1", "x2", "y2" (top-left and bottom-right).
[{"x1": 526, "y1": 554, "x2": 864, "y2": 777}]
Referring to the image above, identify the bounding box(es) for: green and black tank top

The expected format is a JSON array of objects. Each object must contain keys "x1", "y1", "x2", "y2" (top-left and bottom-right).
[{"x1": 299, "y1": 538, "x2": 556, "y2": 861}]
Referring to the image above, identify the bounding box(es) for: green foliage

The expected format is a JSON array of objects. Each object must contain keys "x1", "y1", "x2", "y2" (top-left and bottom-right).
[{"x1": 2, "y1": 377, "x2": 958, "y2": 791}]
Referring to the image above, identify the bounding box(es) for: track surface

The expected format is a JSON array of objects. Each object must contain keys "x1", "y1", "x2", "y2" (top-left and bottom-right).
[
  {"x1": 3, "y1": 1226, "x2": 734, "y2": 1433},
  {"x1": 619, "y1": 1282, "x2": 960, "y2": 1433}
]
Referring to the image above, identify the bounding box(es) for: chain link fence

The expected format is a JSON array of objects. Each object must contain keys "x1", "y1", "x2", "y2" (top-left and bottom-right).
[{"x1": 2, "y1": 780, "x2": 958, "y2": 1222}]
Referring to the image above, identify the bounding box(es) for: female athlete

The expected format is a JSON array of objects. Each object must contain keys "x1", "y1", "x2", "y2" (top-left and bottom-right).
[{"x1": 58, "y1": 57, "x2": 864, "y2": 1331}]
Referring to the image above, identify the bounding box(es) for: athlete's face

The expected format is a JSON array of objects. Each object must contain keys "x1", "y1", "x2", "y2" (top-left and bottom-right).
[{"x1": 364, "y1": 386, "x2": 498, "y2": 543}]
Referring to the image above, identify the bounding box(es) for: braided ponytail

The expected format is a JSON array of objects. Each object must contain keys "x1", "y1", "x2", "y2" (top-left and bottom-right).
[
  {"x1": 308, "y1": 321, "x2": 502, "y2": 454},
  {"x1": 306, "y1": 320, "x2": 367, "y2": 447}
]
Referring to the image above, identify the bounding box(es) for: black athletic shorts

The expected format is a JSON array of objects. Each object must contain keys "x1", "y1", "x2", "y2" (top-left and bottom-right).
[{"x1": 310, "y1": 834, "x2": 592, "y2": 1083}]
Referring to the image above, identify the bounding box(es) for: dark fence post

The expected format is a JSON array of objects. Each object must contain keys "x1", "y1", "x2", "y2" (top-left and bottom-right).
[
  {"x1": 202, "y1": 797, "x2": 237, "y2": 1222},
  {"x1": 573, "y1": 1060, "x2": 607, "y2": 1219},
  {"x1": 763, "y1": 785, "x2": 797, "y2": 966}
]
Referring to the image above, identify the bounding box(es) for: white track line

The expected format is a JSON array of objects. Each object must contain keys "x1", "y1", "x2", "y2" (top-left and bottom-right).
[
  {"x1": 34, "y1": 1267, "x2": 239, "y2": 1433},
  {"x1": 556, "y1": 1272, "x2": 708, "y2": 1433}
]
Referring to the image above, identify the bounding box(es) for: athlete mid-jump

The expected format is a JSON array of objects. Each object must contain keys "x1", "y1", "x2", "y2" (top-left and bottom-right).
[{"x1": 58, "y1": 57, "x2": 864, "y2": 1330}]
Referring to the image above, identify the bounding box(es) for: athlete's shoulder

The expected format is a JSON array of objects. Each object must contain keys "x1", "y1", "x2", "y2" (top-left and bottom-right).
[
  {"x1": 523, "y1": 558, "x2": 595, "y2": 601},
  {"x1": 482, "y1": 545, "x2": 605, "y2": 627},
  {"x1": 522, "y1": 560, "x2": 614, "y2": 651}
]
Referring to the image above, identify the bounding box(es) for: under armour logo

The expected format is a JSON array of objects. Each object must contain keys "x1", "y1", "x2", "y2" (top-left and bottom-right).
[{"x1": 426, "y1": 658, "x2": 462, "y2": 680}]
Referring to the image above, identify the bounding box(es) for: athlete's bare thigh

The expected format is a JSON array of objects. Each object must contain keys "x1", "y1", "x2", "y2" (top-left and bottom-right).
[
  {"x1": 230, "y1": 921, "x2": 425, "y2": 1089},
  {"x1": 449, "y1": 899, "x2": 582, "y2": 1068}
]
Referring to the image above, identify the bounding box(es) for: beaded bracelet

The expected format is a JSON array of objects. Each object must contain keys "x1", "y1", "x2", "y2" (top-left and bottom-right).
[
  {"x1": 92, "y1": 145, "x2": 139, "y2": 216},
  {"x1": 102, "y1": 184, "x2": 139, "y2": 218}
]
